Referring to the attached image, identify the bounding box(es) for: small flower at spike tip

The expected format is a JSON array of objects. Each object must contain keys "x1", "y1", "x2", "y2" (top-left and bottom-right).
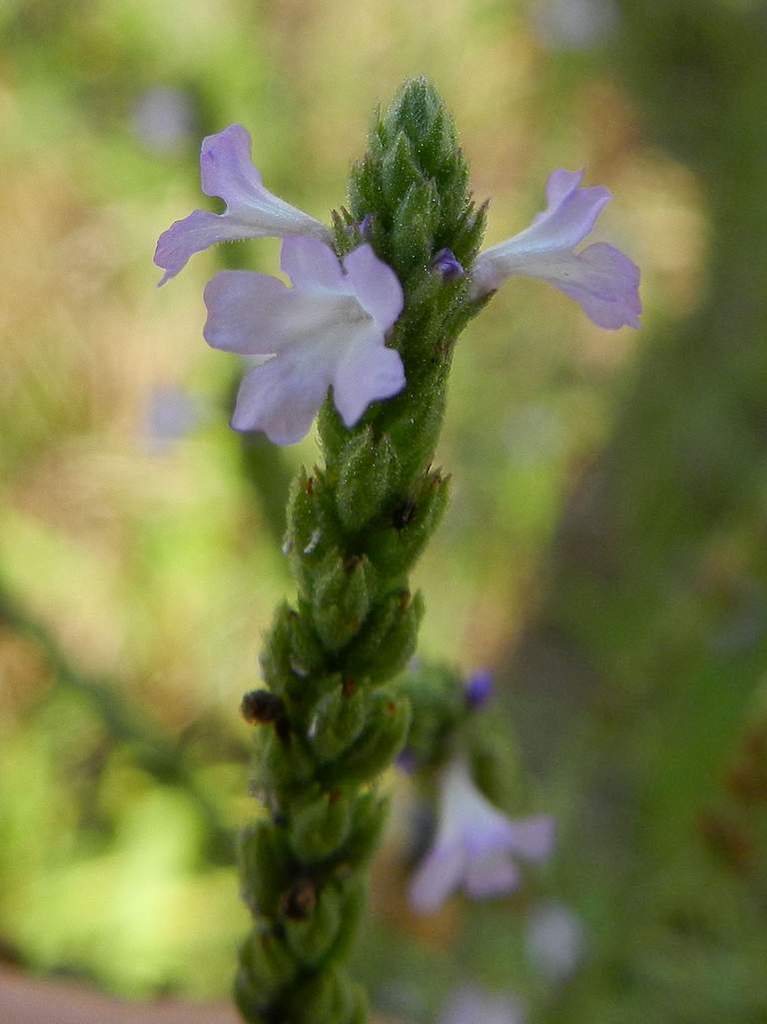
[
  {"x1": 154, "y1": 124, "x2": 331, "y2": 284},
  {"x1": 409, "y1": 759, "x2": 555, "y2": 913},
  {"x1": 204, "y1": 236, "x2": 405, "y2": 444},
  {"x1": 471, "y1": 169, "x2": 641, "y2": 329}
]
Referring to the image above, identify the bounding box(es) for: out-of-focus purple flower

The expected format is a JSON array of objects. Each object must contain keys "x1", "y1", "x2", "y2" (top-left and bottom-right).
[
  {"x1": 465, "y1": 669, "x2": 493, "y2": 709},
  {"x1": 409, "y1": 759, "x2": 555, "y2": 913},
  {"x1": 533, "y1": 0, "x2": 620, "y2": 51},
  {"x1": 471, "y1": 169, "x2": 641, "y2": 330},
  {"x1": 154, "y1": 124, "x2": 331, "y2": 284},
  {"x1": 439, "y1": 986, "x2": 525, "y2": 1024},
  {"x1": 203, "y1": 236, "x2": 405, "y2": 445},
  {"x1": 526, "y1": 902, "x2": 585, "y2": 982},
  {"x1": 133, "y1": 86, "x2": 195, "y2": 154},
  {"x1": 144, "y1": 385, "x2": 202, "y2": 452},
  {"x1": 432, "y1": 248, "x2": 465, "y2": 280}
]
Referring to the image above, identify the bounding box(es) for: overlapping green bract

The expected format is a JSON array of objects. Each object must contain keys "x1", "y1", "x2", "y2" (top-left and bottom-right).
[{"x1": 236, "y1": 79, "x2": 486, "y2": 1024}]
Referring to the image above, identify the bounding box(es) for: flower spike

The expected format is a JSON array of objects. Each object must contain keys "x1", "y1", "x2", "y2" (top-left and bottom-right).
[
  {"x1": 409, "y1": 759, "x2": 555, "y2": 913},
  {"x1": 471, "y1": 168, "x2": 641, "y2": 329},
  {"x1": 203, "y1": 236, "x2": 405, "y2": 445},
  {"x1": 154, "y1": 124, "x2": 331, "y2": 284}
]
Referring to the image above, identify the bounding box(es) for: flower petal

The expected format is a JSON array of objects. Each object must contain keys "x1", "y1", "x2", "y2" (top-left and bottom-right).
[
  {"x1": 230, "y1": 353, "x2": 331, "y2": 445},
  {"x1": 204, "y1": 271, "x2": 289, "y2": 354},
  {"x1": 512, "y1": 169, "x2": 611, "y2": 254},
  {"x1": 544, "y1": 168, "x2": 584, "y2": 208},
  {"x1": 465, "y1": 851, "x2": 520, "y2": 899},
  {"x1": 201, "y1": 125, "x2": 327, "y2": 239},
  {"x1": 409, "y1": 843, "x2": 466, "y2": 913},
  {"x1": 511, "y1": 242, "x2": 642, "y2": 329},
  {"x1": 332, "y1": 335, "x2": 406, "y2": 427},
  {"x1": 200, "y1": 124, "x2": 264, "y2": 201},
  {"x1": 440, "y1": 760, "x2": 525, "y2": 857},
  {"x1": 204, "y1": 270, "x2": 369, "y2": 355},
  {"x1": 343, "y1": 244, "x2": 405, "y2": 330},
  {"x1": 280, "y1": 235, "x2": 349, "y2": 292},
  {"x1": 154, "y1": 210, "x2": 261, "y2": 286},
  {"x1": 503, "y1": 815, "x2": 556, "y2": 863}
]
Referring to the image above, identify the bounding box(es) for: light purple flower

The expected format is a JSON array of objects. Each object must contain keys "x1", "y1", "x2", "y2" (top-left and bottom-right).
[
  {"x1": 534, "y1": 0, "x2": 620, "y2": 51},
  {"x1": 154, "y1": 124, "x2": 331, "y2": 284},
  {"x1": 471, "y1": 169, "x2": 641, "y2": 329},
  {"x1": 409, "y1": 759, "x2": 555, "y2": 913},
  {"x1": 144, "y1": 385, "x2": 202, "y2": 452},
  {"x1": 133, "y1": 86, "x2": 195, "y2": 154},
  {"x1": 203, "y1": 236, "x2": 405, "y2": 444},
  {"x1": 526, "y1": 902, "x2": 585, "y2": 982},
  {"x1": 439, "y1": 986, "x2": 525, "y2": 1024}
]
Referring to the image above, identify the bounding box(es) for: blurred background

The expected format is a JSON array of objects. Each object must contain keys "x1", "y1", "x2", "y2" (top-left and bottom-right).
[{"x1": 1, "y1": 0, "x2": 767, "y2": 1021}]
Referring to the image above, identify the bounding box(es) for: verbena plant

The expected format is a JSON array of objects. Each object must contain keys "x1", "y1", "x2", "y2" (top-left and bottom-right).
[{"x1": 156, "y1": 76, "x2": 639, "y2": 1024}]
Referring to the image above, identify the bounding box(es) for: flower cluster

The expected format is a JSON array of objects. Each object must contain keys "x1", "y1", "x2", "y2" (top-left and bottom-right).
[{"x1": 155, "y1": 125, "x2": 640, "y2": 446}]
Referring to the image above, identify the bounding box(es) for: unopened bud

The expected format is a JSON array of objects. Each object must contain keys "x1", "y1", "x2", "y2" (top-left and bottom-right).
[{"x1": 431, "y1": 247, "x2": 464, "y2": 280}]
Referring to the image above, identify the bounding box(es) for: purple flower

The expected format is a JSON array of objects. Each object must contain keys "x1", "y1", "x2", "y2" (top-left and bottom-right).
[
  {"x1": 409, "y1": 759, "x2": 555, "y2": 913},
  {"x1": 439, "y1": 986, "x2": 525, "y2": 1024},
  {"x1": 525, "y1": 902, "x2": 585, "y2": 982},
  {"x1": 203, "y1": 236, "x2": 405, "y2": 444},
  {"x1": 133, "y1": 86, "x2": 195, "y2": 154},
  {"x1": 465, "y1": 669, "x2": 493, "y2": 709},
  {"x1": 534, "y1": 0, "x2": 620, "y2": 51},
  {"x1": 144, "y1": 385, "x2": 202, "y2": 452},
  {"x1": 471, "y1": 169, "x2": 641, "y2": 329},
  {"x1": 154, "y1": 124, "x2": 331, "y2": 284}
]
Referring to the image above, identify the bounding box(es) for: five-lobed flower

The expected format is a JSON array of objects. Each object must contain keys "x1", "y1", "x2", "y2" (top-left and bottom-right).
[{"x1": 205, "y1": 236, "x2": 405, "y2": 444}]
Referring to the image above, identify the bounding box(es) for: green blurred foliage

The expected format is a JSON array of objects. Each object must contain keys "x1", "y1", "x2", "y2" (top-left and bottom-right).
[{"x1": 0, "y1": 0, "x2": 764, "y2": 1021}]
